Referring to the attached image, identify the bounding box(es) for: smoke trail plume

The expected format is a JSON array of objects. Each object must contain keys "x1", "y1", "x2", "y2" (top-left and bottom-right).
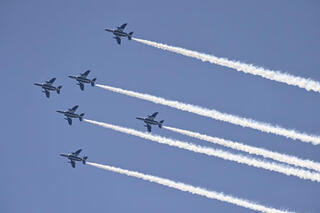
[
  {"x1": 163, "y1": 126, "x2": 320, "y2": 172},
  {"x1": 84, "y1": 119, "x2": 320, "y2": 182},
  {"x1": 133, "y1": 38, "x2": 320, "y2": 93},
  {"x1": 96, "y1": 84, "x2": 320, "y2": 145},
  {"x1": 88, "y1": 162, "x2": 294, "y2": 213}
]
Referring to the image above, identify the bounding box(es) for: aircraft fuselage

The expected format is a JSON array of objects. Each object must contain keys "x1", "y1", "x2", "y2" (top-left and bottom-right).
[
  {"x1": 34, "y1": 83, "x2": 57, "y2": 91},
  {"x1": 114, "y1": 30, "x2": 128, "y2": 37},
  {"x1": 69, "y1": 76, "x2": 91, "y2": 84},
  {"x1": 136, "y1": 117, "x2": 160, "y2": 126},
  {"x1": 106, "y1": 29, "x2": 129, "y2": 37},
  {"x1": 62, "y1": 111, "x2": 80, "y2": 118},
  {"x1": 60, "y1": 153, "x2": 83, "y2": 162}
]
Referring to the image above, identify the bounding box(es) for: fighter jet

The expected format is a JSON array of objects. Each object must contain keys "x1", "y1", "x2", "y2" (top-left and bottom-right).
[
  {"x1": 105, "y1": 23, "x2": 134, "y2": 45},
  {"x1": 34, "y1": 78, "x2": 62, "y2": 98},
  {"x1": 136, "y1": 112, "x2": 164, "y2": 132},
  {"x1": 60, "y1": 149, "x2": 88, "y2": 168},
  {"x1": 56, "y1": 105, "x2": 84, "y2": 125},
  {"x1": 68, "y1": 70, "x2": 96, "y2": 91}
]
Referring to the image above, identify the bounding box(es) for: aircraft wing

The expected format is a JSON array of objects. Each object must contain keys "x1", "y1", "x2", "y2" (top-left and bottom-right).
[
  {"x1": 45, "y1": 90, "x2": 50, "y2": 98},
  {"x1": 79, "y1": 83, "x2": 84, "y2": 91},
  {"x1": 70, "y1": 160, "x2": 76, "y2": 168},
  {"x1": 81, "y1": 70, "x2": 90, "y2": 77},
  {"x1": 118, "y1": 23, "x2": 127, "y2": 30},
  {"x1": 69, "y1": 105, "x2": 79, "y2": 113},
  {"x1": 115, "y1": 36, "x2": 121, "y2": 45},
  {"x1": 67, "y1": 117, "x2": 72, "y2": 125},
  {"x1": 46, "y1": 78, "x2": 56, "y2": 85},
  {"x1": 73, "y1": 149, "x2": 82, "y2": 156},
  {"x1": 148, "y1": 112, "x2": 158, "y2": 120},
  {"x1": 146, "y1": 124, "x2": 152, "y2": 132}
]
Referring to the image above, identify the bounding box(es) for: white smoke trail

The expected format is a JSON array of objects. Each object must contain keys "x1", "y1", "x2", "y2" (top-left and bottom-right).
[
  {"x1": 96, "y1": 84, "x2": 320, "y2": 145},
  {"x1": 84, "y1": 119, "x2": 320, "y2": 182},
  {"x1": 88, "y1": 162, "x2": 294, "y2": 213},
  {"x1": 133, "y1": 38, "x2": 320, "y2": 93},
  {"x1": 163, "y1": 126, "x2": 320, "y2": 172}
]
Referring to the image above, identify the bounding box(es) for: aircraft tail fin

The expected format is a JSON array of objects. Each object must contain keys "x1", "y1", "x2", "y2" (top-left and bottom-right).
[
  {"x1": 57, "y1": 86, "x2": 62, "y2": 94},
  {"x1": 128, "y1": 32, "x2": 133, "y2": 40},
  {"x1": 79, "y1": 113, "x2": 85, "y2": 121},
  {"x1": 91, "y1": 78, "x2": 96, "y2": 86},
  {"x1": 82, "y1": 156, "x2": 88, "y2": 164},
  {"x1": 158, "y1": 120, "x2": 164, "y2": 128}
]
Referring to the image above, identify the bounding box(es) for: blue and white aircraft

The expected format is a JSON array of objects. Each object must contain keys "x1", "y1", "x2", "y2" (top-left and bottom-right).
[
  {"x1": 56, "y1": 105, "x2": 84, "y2": 125},
  {"x1": 136, "y1": 112, "x2": 164, "y2": 132},
  {"x1": 105, "y1": 23, "x2": 133, "y2": 45},
  {"x1": 34, "y1": 78, "x2": 62, "y2": 98},
  {"x1": 60, "y1": 149, "x2": 87, "y2": 168},
  {"x1": 69, "y1": 70, "x2": 96, "y2": 91}
]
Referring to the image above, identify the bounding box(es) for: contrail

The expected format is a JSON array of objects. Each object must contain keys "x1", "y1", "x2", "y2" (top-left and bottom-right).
[
  {"x1": 133, "y1": 37, "x2": 320, "y2": 93},
  {"x1": 84, "y1": 119, "x2": 320, "y2": 182},
  {"x1": 96, "y1": 84, "x2": 320, "y2": 145},
  {"x1": 163, "y1": 125, "x2": 320, "y2": 172},
  {"x1": 87, "y1": 162, "x2": 294, "y2": 213}
]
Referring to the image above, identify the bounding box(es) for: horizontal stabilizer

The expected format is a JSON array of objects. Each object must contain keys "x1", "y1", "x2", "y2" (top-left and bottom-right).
[
  {"x1": 79, "y1": 113, "x2": 85, "y2": 121},
  {"x1": 57, "y1": 86, "x2": 62, "y2": 94},
  {"x1": 158, "y1": 120, "x2": 164, "y2": 128},
  {"x1": 91, "y1": 78, "x2": 96, "y2": 86},
  {"x1": 82, "y1": 156, "x2": 88, "y2": 164},
  {"x1": 128, "y1": 32, "x2": 133, "y2": 40}
]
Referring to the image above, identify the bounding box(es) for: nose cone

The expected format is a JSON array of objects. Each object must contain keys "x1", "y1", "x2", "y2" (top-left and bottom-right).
[
  {"x1": 56, "y1": 110, "x2": 63, "y2": 114},
  {"x1": 105, "y1": 28, "x2": 112, "y2": 32},
  {"x1": 60, "y1": 153, "x2": 67, "y2": 157}
]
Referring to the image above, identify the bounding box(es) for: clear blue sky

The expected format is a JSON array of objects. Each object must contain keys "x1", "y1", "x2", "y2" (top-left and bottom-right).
[{"x1": 1, "y1": 0, "x2": 320, "y2": 212}]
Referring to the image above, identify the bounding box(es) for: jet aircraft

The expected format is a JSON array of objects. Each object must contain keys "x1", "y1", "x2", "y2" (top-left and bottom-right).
[
  {"x1": 105, "y1": 23, "x2": 134, "y2": 45},
  {"x1": 60, "y1": 149, "x2": 88, "y2": 168},
  {"x1": 56, "y1": 105, "x2": 84, "y2": 125},
  {"x1": 34, "y1": 78, "x2": 62, "y2": 98},
  {"x1": 136, "y1": 112, "x2": 164, "y2": 132},
  {"x1": 69, "y1": 70, "x2": 96, "y2": 91}
]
